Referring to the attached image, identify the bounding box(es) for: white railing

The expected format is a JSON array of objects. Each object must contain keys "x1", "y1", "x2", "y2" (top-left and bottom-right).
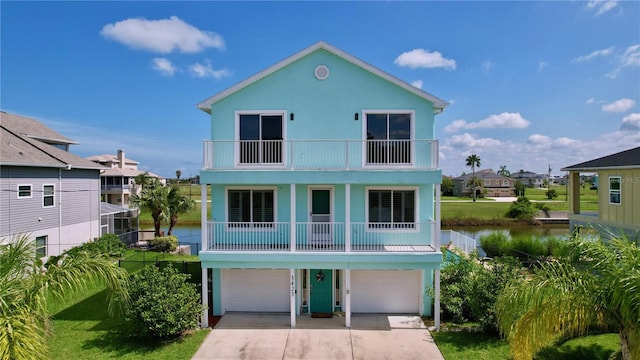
[
  {"x1": 440, "y1": 230, "x2": 477, "y2": 254},
  {"x1": 203, "y1": 139, "x2": 438, "y2": 170},
  {"x1": 205, "y1": 221, "x2": 436, "y2": 252}
]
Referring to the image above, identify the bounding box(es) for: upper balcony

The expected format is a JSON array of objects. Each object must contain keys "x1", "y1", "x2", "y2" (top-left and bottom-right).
[{"x1": 203, "y1": 139, "x2": 438, "y2": 171}]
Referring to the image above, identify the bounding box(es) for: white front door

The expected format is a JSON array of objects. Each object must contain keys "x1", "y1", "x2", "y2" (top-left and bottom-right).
[{"x1": 309, "y1": 187, "x2": 332, "y2": 245}]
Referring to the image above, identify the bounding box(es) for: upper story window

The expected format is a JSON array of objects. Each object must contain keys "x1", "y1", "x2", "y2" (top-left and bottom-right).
[
  {"x1": 368, "y1": 189, "x2": 415, "y2": 229},
  {"x1": 18, "y1": 184, "x2": 32, "y2": 198},
  {"x1": 502, "y1": 180, "x2": 509, "y2": 186},
  {"x1": 228, "y1": 188, "x2": 275, "y2": 227},
  {"x1": 484, "y1": 179, "x2": 491, "y2": 186},
  {"x1": 43, "y1": 185, "x2": 55, "y2": 208},
  {"x1": 238, "y1": 113, "x2": 284, "y2": 165},
  {"x1": 365, "y1": 112, "x2": 412, "y2": 165},
  {"x1": 609, "y1": 176, "x2": 621, "y2": 205}
]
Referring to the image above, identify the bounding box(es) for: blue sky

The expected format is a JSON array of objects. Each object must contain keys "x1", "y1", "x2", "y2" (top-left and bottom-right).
[{"x1": 2, "y1": 1, "x2": 639, "y2": 178}]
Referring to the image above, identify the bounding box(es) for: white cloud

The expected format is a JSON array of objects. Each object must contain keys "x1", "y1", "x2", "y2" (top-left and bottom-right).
[
  {"x1": 527, "y1": 134, "x2": 553, "y2": 145},
  {"x1": 620, "y1": 113, "x2": 640, "y2": 131},
  {"x1": 482, "y1": 60, "x2": 493, "y2": 74},
  {"x1": 189, "y1": 60, "x2": 231, "y2": 79},
  {"x1": 411, "y1": 80, "x2": 423, "y2": 89},
  {"x1": 538, "y1": 61, "x2": 548, "y2": 72},
  {"x1": 586, "y1": 0, "x2": 619, "y2": 16},
  {"x1": 151, "y1": 57, "x2": 176, "y2": 76},
  {"x1": 444, "y1": 112, "x2": 530, "y2": 133},
  {"x1": 602, "y1": 98, "x2": 636, "y2": 112},
  {"x1": 394, "y1": 48, "x2": 456, "y2": 70},
  {"x1": 608, "y1": 44, "x2": 640, "y2": 77},
  {"x1": 572, "y1": 47, "x2": 614, "y2": 63},
  {"x1": 101, "y1": 16, "x2": 224, "y2": 53},
  {"x1": 448, "y1": 133, "x2": 501, "y2": 148}
]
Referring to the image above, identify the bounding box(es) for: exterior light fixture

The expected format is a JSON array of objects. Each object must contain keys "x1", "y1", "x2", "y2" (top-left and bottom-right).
[
  {"x1": 290, "y1": 113, "x2": 294, "y2": 121},
  {"x1": 354, "y1": 113, "x2": 359, "y2": 121}
]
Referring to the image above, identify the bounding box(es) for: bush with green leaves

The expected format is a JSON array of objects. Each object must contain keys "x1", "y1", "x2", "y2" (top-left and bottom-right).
[
  {"x1": 149, "y1": 235, "x2": 178, "y2": 253},
  {"x1": 479, "y1": 231, "x2": 509, "y2": 258},
  {"x1": 64, "y1": 233, "x2": 127, "y2": 258},
  {"x1": 439, "y1": 248, "x2": 523, "y2": 333},
  {"x1": 127, "y1": 265, "x2": 204, "y2": 338},
  {"x1": 506, "y1": 196, "x2": 537, "y2": 221},
  {"x1": 545, "y1": 189, "x2": 558, "y2": 199},
  {"x1": 480, "y1": 232, "x2": 568, "y2": 263}
]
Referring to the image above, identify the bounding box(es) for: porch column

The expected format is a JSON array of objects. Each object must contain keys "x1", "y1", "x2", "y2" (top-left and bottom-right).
[
  {"x1": 290, "y1": 268, "x2": 296, "y2": 328},
  {"x1": 345, "y1": 184, "x2": 351, "y2": 252},
  {"x1": 569, "y1": 172, "x2": 581, "y2": 214},
  {"x1": 201, "y1": 184, "x2": 207, "y2": 252},
  {"x1": 435, "y1": 184, "x2": 441, "y2": 249},
  {"x1": 435, "y1": 268, "x2": 441, "y2": 331},
  {"x1": 201, "y1": 268, "x2": 209, "y2": 328},
  {"x1": 290, "y1": 184, "x2": 296, "y2": 251},
  {"x1": 345, "y1": 269, "x2": 351, "y2": 328}
]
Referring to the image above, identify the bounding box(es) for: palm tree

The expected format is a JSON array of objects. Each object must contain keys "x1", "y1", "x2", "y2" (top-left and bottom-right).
[
  {"x1": 465, "y1": 154, "x2": 481, "y2": 202},
  {"x1": 175, "y1": 169, "x2": 181, "y2": 181},
  {"x1": 498, "y1": 165, "x2": 510, "y2": 177},
  {"x1": 166, "y1": 186, "x2": 195, "y2": 236},
  {"x1": 495, "y1": 236, "x2": 640, "y2": 360},
  {"x1": 130, "y1": 185, "x2": 170, "y2": 237},
  {"x1": 0, "y1": 234, "x2": 129, "y2": 360}
]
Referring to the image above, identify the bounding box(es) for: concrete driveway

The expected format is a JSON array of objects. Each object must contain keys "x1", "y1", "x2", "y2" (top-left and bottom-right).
[{"x1": 192, "y1": 313, "x2": 444, "y2": 360}]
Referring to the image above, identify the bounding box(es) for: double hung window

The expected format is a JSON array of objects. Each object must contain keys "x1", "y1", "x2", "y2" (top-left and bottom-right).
[
  {"x1": 228, "y1": 189, "x2": 275, "y2": 227},
  {"x1": 368, "y1": 189, "x2": 415, "y2": 229},
  {"x1": 366, "y1": 112, "x2": 412, "y2": 164},
  {"x1": 609, "y1": 176, "x2": 621, "y2": 205},
  {"x1": 18, "y1": 185, "x2": 32, "y2": 198},
  {"x1": 43, "y1": 185, "x2": 54, "y2": 208},
  {"x1": 35, "y1": 235, "x2": 47, "y2": 258},
  {"x1": 239, "y1": 114, "x2": 283, "y2": 164}
]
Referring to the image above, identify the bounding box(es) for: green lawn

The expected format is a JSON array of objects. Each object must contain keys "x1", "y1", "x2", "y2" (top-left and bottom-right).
[
  {"x1": 47, "y1": 251, "x2": 208, "y2": 360},
  {"x1": 118, "y1": 249, "x2": 199, "y2": 273},
  {"x1": 432, "y1": 329, "x2": 619, "y2": 360}
]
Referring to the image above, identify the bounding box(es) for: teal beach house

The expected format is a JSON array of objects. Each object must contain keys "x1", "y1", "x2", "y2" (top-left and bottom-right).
[{"x1": 197, "y1": 41, "x2": 448, "y2": 328}]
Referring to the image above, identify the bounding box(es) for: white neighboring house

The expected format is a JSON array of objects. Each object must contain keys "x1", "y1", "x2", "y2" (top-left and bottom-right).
[
  {"x1": 86, "y1": 150, "x2": 164, "y2": 208},
  {"x1": 0, "y1": 111, "x2": 105, "y2": 257}
]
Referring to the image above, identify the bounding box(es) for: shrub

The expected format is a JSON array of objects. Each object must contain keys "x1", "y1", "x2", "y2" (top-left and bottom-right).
[
  {"x1": 506, "y1": 197, "x2": 537, "y2": 221},
  {"x1": 534, "y1": 202, "x2": 551, "y2": 211},
  {"x1": 65, "y1": 233, "x2": 127, "y2": 258},
  {"x1": 149, "y1": 236, "x2": 178, "y2": 253},
  {"x1": 480, "y1": 232, "x2": 509, "y2": 258},
  {"x1": 127, "y1": 265, "x2": 204, "y2": 338},
  {"x1": 546, "y1": 189, "x2": 558, "y2": 199}
]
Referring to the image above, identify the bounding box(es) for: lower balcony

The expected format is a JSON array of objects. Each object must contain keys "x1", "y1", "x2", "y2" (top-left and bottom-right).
[{"x1": 204, "y1": 221, "x2": 436, "y2": 253}]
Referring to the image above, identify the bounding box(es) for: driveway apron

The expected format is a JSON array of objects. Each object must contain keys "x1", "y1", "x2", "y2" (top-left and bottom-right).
[{"x1": 192, "y1": 313, "x2": 445, "y2": 360}]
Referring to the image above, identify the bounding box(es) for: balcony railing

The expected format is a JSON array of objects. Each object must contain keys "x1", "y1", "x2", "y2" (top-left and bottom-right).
[
  {"x1": 203, "y1": 139, "x2": 438, "y2": 170},
  {"x1": 205, "y1": 221, "x2": 436, "y2": 252},
  {"x1": 101, "y1": 184, "x2": 131, "y2": 190}
]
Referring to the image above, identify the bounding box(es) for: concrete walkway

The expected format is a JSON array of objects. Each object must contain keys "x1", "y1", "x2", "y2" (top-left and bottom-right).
[{"x1": 192, "y1": 313, "x2": 445, "y2": 360}]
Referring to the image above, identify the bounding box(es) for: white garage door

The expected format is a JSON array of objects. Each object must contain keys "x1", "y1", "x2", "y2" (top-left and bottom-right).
[
  {"x1": 351, "y1": 270, "x2": 421, "y2": 313},
  {"x1": 222, "y1": 269, "x2": 290, "y2": 312}
]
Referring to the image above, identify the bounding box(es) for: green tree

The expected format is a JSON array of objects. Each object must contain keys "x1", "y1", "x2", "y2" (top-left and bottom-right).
[
  {"x1": 175, "y1": 169, "x2": 181, "y2": 181},
  {"x1": 496, "y1": 236, "x2": 640, "y2": 360},
  {"x1": 465, "y1": 154, "x2": 481, "y2": 202},
  {"x1": 441, "y1": 176, "x2": 455, "y2": 196},
  {"x1": 166, "y1": 186, "x2": 195, "y2": 236},
  {"x1": 127, "y1": 265, "x2": 204, "y2": 338},
  {"x1": 0, "y1": 234, "x2": 129, "y2": 360},
  {"x1": 498, "y1": 165, "x2": 511, "y2": 177},
  {"x1": 130, "y1": 185, "x2": 170, "y2": 237}
]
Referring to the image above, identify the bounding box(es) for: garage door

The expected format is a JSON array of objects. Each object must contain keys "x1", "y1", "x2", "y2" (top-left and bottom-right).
[
  {"x1": 222, "y1": 269, "x2": 290, "y2": 312},
  {"x1": 351, "y1": 270, "x2": 421, "y2": 313}
]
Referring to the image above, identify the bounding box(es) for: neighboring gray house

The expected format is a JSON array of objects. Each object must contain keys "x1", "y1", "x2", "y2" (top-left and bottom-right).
[
  {"x1": 512, "y1": 169, "x2": 546, "y2": 188},
  {"x1": 0, "y1": 111, "x2": 105, "y2": 257},
  {"x1": 453, "y1": 169, "x2": 516, "y2": 197}
]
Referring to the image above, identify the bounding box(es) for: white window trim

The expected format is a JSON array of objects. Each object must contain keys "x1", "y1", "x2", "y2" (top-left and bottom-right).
[
  {"x1": 224, "y1": 186, "x2": 278, "y2": 231},
  {"x1": 608, "y1": 176, "x2": 622, "y2": 205},
  {"x1": 17, "y1": 184, "x2": 32, "y2": 199},
  {"x1": 35, "y1": 235, "x2": 47, "y2": 258},
  {"x1": 307, "y1": 185, "x2": 335, "y2": 224},
  {"x1": 365, "y1": 186, "x2": 419, "y2": 232},
  {"x1": 42, "y1": 184, "x2": 55, "y2": 208},
  {"x1": 361, "y1": 110, "x2": 415, "y2": 168},
  {"x1": 234, "y1": 110, "x2": 287, "y2": 168},
  {"x1": 484, "y1": 179, "x2": 491, "y2": 186}
]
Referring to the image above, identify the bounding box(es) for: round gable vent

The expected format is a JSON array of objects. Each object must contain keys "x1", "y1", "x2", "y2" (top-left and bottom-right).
[{"x1": 314, "y1": 65, "x2": 329, "y2": 80}]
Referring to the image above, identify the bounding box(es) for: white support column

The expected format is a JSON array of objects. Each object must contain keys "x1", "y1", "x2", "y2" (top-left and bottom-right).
[
  {"x1": 435, "y1": 268, "x2": 441, "y2": 331},
  {"x1": 290, "y1": 268, "x2": 296, "y2": 328},
  {"x1": 435, "y1": 184, "x2": 441, "y2": 250},
  {"x1": 290, "y1": 184, "x2": 296, "y2": 252},
  {"x1": 201, "y1": 268, "x2": 209, "y2": 328},
  {"x1": 345, "y1": 184, "x2": 351, "y2": 252},
  {"x1": 201, "y1": 184, "x2": 207, "y2": 252},
  {"x1": 345, "y1": 269, "x2": 351, "y2": 328}
]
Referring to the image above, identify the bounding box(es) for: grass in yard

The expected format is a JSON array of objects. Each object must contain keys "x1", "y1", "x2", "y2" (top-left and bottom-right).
[
  {"x1": 48, "y1": 279, "x2": 209, "y2": 360},
  {"x1": 432, "y1": 328, "x2": 619, "y2": 360}
]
